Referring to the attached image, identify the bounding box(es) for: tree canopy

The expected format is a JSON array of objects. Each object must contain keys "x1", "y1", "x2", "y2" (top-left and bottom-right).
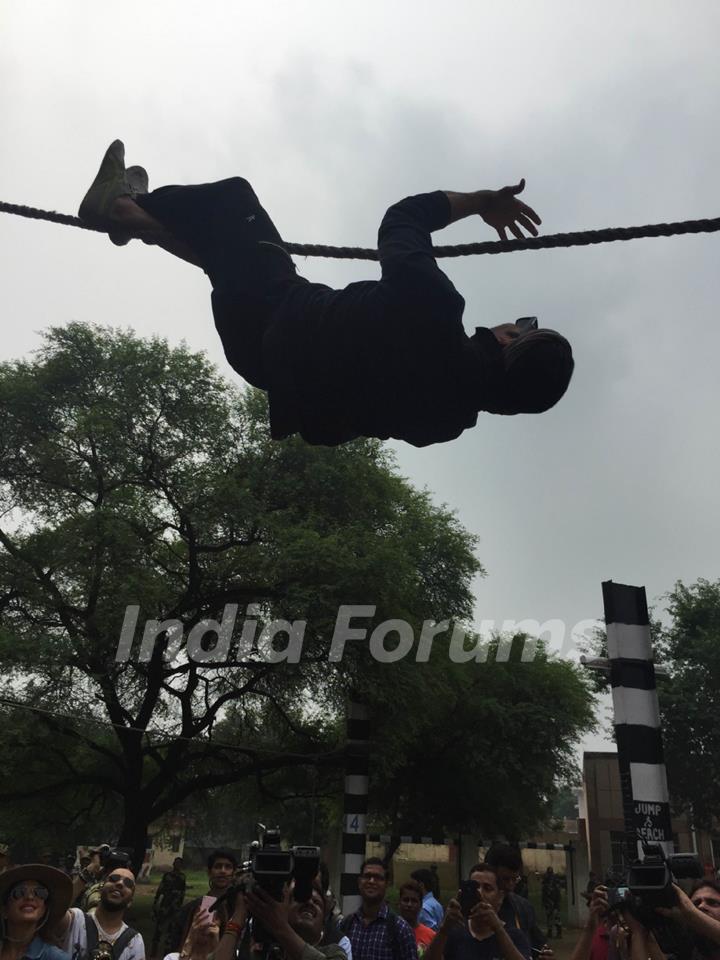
[
  {"x1": 0, "y1": 323, "x2": 595, "y2": 861},
  {"x1": 0, "y1": 323, "x2": 479, "y2": 860},
  {"x1": 654, "y1": 578, "x2": 720, "y2": 828}
]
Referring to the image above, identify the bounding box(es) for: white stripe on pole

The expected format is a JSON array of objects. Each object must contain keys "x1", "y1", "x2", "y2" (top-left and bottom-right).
[
  {"x1": 606, "y1": 622, "x2": 652, "y2": 659},
  {"x1": 613, "y1": 687, "x2": 661, "y2": 727},
  {"x1": 343, "y1": 853, "x2": 366, "y2": 875},
  {"x1": 344, "y1": 775, "x2": 369, "y2": 795},
  {"x1": 630, "y1": 762, "x2": 672, "y2": 802}
]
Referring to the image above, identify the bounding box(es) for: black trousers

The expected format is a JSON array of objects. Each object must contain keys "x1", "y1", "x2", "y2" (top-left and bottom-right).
[
  {"x1": 136, "y1": 177, "x2": 298, "y2": 388},
  {"x1": 136, "y1": 182, "x2": 456, "y2": 412}
]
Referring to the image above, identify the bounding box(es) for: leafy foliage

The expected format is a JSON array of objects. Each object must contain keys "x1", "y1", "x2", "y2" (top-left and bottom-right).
[
  {"x1": 366, "y1": 634, "x2": 594, "y2": 838},
  {"x1": 0, "y1": 323, "x2": 479, "y2": 860},
  {"x1": 0, "y1": 324, "x2": 595, "y2": 860},
  {"x1": 654, "y1": 579, "x2": 720, "y2": 828}
]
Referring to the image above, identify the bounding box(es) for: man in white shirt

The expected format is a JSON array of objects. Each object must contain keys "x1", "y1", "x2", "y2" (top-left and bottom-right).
[{"x1": 58, "y1": 867, "x2": 145, "y2": 960}]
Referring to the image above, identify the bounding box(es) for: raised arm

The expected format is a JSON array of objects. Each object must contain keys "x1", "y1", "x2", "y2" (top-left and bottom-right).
[
  {"x1": 443, "y1": 179, "x2": 541, "y2": 240},
  {"x1": 424, "y1": 898, "x2": 465, "y2": 960}
]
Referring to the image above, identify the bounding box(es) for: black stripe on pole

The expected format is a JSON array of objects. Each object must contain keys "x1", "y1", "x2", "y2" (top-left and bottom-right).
[
  {"x1": 610, "y1": 661, "x2": 657, "y2": 690},
  {"x1": 340, "y1": 874, "x2": 361, "y2": 897},
  {"x1": 343, "y1": 794, "x2": 369, "y2": 814},
  {"x1": 347, "y1": 718, "x2": 369, "y2": 740},
  {"x1": 602, "y1": 581, "x2": 649, "y2": 625},
  {"x1": 345, "y1": 754, "x2": 370, "y2": 775},
  {"x1": 615, "y1": 725, "x2": 665, "y2": 765},
  {"x1": 341, "y1": 833, "x2": 366, "y2": 855}
]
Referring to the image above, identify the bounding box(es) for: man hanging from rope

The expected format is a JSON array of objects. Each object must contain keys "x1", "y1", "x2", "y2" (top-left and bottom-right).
[{"x1": 78, "y1": 141, "x2": 574, "y2": 447}]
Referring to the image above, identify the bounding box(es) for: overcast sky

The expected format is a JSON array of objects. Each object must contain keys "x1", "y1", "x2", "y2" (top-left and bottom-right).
[{"x1": 3, "y1": 0, "x2": 719, "y2": 756}]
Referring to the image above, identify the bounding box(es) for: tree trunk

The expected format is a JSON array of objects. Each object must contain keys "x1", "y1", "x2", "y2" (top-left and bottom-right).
[{"x1": 118, "y1": 801, "x2": 151, "y2": 876}]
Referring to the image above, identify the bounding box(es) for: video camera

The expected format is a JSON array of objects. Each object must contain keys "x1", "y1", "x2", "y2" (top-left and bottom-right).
[
  {"x1": 247, "y1": 826, "x2": 320, "y2": 904},
  {"x1": 211, "y1": 824, "x2": 320, "y2": 934},
  {"x1": 606, "y1": 842, "x2": 703, "y2": 914},
  {"x1": 606, "y1": 843, "x2": 703, "y2": 959},
  {"x1": 95, "y1": 845, "x2": 133, "y2": 873}
]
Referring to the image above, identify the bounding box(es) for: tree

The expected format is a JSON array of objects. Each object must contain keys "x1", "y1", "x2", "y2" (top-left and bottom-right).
[
  {"x1": 654, "y1": 578, "x2": 720, "y2": 828},
  {"x1": 0, "y1": 323, "x2": 480, "y2": 864},
  {"x1": 365, "y1": 634, "x2": 594, "y2": 839}
]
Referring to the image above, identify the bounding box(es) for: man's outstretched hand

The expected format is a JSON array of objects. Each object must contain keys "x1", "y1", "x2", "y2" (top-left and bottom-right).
[
  {"x1": 444, "y1": 180, "x2": 542, "y2": 238},
  {"x1": 478, "y1": 179, "x2": 541, "y2": 240}
]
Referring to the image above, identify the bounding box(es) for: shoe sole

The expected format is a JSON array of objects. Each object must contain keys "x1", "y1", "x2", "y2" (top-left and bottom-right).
[{"x1": 109, "y1": 165, "x2": 150, "y2": 246}]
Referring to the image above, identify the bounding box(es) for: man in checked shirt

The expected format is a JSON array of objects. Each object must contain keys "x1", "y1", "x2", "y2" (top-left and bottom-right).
[{"x1": 342, "y1": 859, "x2": 418, "y2": 960}]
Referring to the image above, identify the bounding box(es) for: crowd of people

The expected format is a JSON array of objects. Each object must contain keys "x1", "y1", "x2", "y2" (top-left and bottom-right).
[{"x1": 2, "y1": 844, "x2": 720, "y2": 960}]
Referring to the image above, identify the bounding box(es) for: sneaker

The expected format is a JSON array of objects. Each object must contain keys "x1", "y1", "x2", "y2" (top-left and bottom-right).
[
  {"x1": 78, "y1": 140, "x2": 132, "y2": 228},
  {"x1": 108, "y1": 164, "x2": 149, "y2": 247}
]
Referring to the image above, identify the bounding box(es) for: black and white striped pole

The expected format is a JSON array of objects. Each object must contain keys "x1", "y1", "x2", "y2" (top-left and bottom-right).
[
  {"x1": 601, "y1": 580, "x2": 673, "y2": 861},
  {"x1": 340, "y1": 700, "x2": 369, "y2": 916}
]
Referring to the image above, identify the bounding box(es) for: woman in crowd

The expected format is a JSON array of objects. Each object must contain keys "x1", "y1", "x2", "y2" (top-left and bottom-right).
[{"x1": 0, "y1": 864, "x2": 72, "y2": 960}]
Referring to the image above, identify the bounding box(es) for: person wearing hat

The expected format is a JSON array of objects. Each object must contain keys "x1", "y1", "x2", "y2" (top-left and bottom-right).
[
  {"x1": 0, "y1": 863, "x2": 72, "y2": 960},
  {"x1": 77, "y1": 142, "x2": 574, "y2": 449}
]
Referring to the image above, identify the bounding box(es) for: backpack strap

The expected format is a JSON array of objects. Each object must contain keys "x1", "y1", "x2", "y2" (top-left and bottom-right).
[
  {"x1": 84, "y1": 913, "x2": 99, "y2": 956},
  {"x1": 83, "y1": 913, "x2": 137, "y2": 960},
  {"x1": 111, "y1": 926, "x2": 138, "y2": 960}
]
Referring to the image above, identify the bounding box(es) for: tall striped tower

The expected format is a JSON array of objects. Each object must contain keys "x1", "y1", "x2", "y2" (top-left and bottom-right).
[
  {"x1": 602, "y1": 580, "x2": 673, "y2": 860},
  {"x1": 340, "y1": 700, "x2": 369, "y2": 916}
]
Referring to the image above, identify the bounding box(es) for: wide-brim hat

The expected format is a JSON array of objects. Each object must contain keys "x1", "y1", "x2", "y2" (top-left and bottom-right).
[{"x1": 0, "y1": 864, "x2": 73, "y2": 932}]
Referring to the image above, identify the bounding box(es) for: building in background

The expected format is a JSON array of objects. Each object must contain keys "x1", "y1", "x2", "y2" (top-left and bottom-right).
[{"x1": 579, "y1": 752, "x2": 717, "y2": 879}]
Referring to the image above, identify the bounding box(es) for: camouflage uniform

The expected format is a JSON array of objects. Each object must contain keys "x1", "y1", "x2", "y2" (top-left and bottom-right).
[{"x1": 152, "y1": 870, "x2": 187, "y2": 957}]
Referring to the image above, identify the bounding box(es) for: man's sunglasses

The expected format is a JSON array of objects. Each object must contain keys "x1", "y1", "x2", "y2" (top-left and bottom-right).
[
  {"x1": 105, "y1": 874, "x2": 135, "y2": 890},
  {"x1": 10, "y1": 883, "x2": 49, "y2": 901}
]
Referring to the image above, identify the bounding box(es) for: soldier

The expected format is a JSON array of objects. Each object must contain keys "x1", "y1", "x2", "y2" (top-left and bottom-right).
[{"x1": 151, "y1": 858, "x2": 186, "y2": 958}]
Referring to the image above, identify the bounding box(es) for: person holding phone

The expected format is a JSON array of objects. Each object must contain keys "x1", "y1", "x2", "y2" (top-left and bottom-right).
[
  {"x1": 170, "y1": 850, "x2": 237, "y2": 953},
  {"x1": 162, "y1": 909, "x2": 219, "y2": 960},
  {"x1": 78, "y1": 142, "x2": 574, "y2": 449},
  {"x1": 423, "y1": 864, "x2": 529, "y2": 960},
  {"x1": 483, "y1": 848, "x2": 547, "y2": 954}
]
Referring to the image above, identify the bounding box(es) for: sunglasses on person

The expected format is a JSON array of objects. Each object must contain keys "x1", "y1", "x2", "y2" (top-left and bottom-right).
[
  {"x1": 105, "y1": 874, "x2": 135, "y2": 890},
  {"x1": 10, "y1": 884, "x2": 49, "y2": 901}
]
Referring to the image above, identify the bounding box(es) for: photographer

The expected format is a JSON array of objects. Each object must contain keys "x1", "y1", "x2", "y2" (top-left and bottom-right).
[
  {"x1": 213, "y1": 882, "x2": 347, "y2": 960},
  {"x1": 423, "y1": 864, "x2": 529, "y2": 960},
  {"x1": 57, "y1": 866, "x2": 145, "y2": 960},
  {"x1": 654, "y1": 882, "x2": 720, "y2": 959}
]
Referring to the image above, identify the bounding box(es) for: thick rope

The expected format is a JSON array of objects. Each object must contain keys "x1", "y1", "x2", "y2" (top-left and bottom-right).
[{"x1": 1, "y1": 200, "x2": 719, "y2": 260}]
